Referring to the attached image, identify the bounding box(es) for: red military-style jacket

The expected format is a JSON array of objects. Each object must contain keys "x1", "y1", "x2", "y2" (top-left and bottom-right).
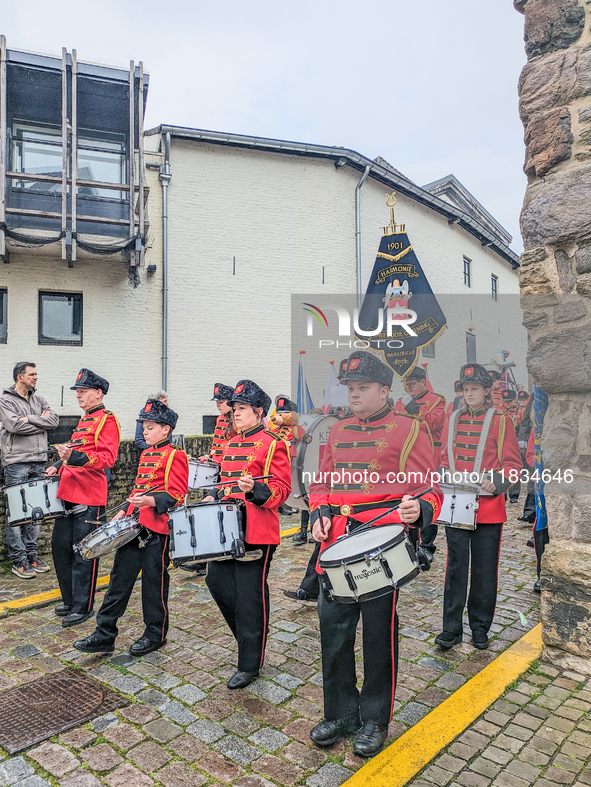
[
  {"x1": 395, "y1": 390, "x2": 446, "y2": 464},
  {"x1": 210, "y1": 413, "x2": 231, "y2": 464},
  {"x1": 57, "y1": 404, "x2": 120, "y2": 507},
  {"x1": 125, "y1": 439, "x2": 189, "y2": 535},
  {"x1": 492, "y1": 389, "x2": 504, "y2": 410},
  {"x1": 217, "y1": 423, "x2": 291, "y2": 545},
  {"x1": 308, "y1": 405, "x2": 442, "y2": 556},
  {"x1": 440, "y1": 406, "x2": 522, "y2": 523}
]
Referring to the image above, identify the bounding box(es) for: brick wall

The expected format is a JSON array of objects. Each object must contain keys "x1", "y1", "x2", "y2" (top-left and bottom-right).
[{"x1": 0, "y1": 436, "x2": 213, "y2": 560}]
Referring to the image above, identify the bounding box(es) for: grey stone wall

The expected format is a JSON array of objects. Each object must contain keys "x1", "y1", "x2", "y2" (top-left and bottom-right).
[
  {"x1": 516, "y1": 0, "x2": 591, "y2": 673},
  {"x1": 0, "y1": 436, "x2": 213, "y2": 561}
]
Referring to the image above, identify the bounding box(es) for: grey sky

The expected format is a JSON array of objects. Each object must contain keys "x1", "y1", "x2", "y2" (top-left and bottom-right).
[{"x1": 3, "y1": 0, "x2": 527, "y2": 252}]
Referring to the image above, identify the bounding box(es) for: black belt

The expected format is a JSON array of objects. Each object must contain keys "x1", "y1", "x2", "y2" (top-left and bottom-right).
[
  {"x1": 434, "y1": 441, "x2": 442, "y2": 447},
  {"x1": 329, "y1": 499, "x2": 402, "y2": 517}
]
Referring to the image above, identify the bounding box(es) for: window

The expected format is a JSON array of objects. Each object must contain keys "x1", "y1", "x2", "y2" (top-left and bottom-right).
[
  {"x1": 466, "y1": 332, "x2": 477, "y2": 364},
  {"x1": 77, "y1": 134, "x2": 126, "y2": 198},
  {"x1": 491, "y1": 274, "x2": 498, "y2": 302},
  {"x1": 422, "y1": 342, "x2": 435, "y2": 358},
  {"x1": 463, "y1": 257, "x2": 471, "y2": 288},
  {"x1": 12, "y1": 124, "x2": 62, "y2": 191},
  {"x1": 39, "y1": 292, "x2": 82, "y2": 345},
  {"x1": 0, "y1": 289, "x2": 6, "y2": 343}
]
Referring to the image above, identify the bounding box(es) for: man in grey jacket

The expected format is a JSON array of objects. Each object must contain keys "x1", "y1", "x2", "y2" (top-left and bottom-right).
[{"x1": 0, "y1": 362, "x2": 59, "y2": 578}]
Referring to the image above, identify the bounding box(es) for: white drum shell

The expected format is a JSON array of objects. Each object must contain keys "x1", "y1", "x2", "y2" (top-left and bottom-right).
[
  {"x1": 169, "y1": 501, "x2": 243, "y2": 563},
  {"x1": 437, "y1": 484, "x2": 478, "y2": 530},
  {"x1": 187, "y1": 460, "x2": 219, "y2": 490},
  {"x1": 319, "y1": 525, "x2": 419, "y2": 603},
  {"x1": 74, "y1": 516, "x2": 141, "y2": 560},
  {"x1": 4, "y1": 477, "x2": 65, "y2": 526}
]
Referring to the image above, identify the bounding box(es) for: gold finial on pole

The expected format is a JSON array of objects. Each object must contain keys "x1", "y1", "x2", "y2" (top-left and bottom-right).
[{"x1": 384, "y1": 191, "x2": 405, "y2": 235}]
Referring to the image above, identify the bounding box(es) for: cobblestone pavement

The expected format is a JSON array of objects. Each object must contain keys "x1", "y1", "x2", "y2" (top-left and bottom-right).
[
  {"x1": 0, "y1": 509, "x2": 545, "y2": 786},
  {"x1": 411, "y1": 665, "x2": 591, "y2": 787}
]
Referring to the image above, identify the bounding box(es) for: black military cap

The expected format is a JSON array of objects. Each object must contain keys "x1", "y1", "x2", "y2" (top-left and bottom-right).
[
  {"x1": 70, "y1": 368, "x2": 109, "y2": 394},
  {"x1": 460, "y1": 364, "x2": 492, "y2": 387},
  {"x1": 231, "y1": 379, "x2": 272, "y2": 415},
  {"x1": 341, "y1": 350, "x2": 393, "y2": 388},
  {"x1": 502, "y1": 389, "x2": 517, "y2": 401},
  {"x1": 454, "y1": 380, "x2": 463, "y2": 392},
  {"x1": 518, "y1": 390, "x2": 529, "y2": 400},
  {"x1": 276, "y1": 396, "x2": 297, "y2": 413},
  {"x1": 211, "y1": 383, "x2": 234, "y2": 401},
  {"x1": 137, "y1": 398, "x2": 178, "y2": 430},
  {"x1": 337, "y1": 358, "x2": 348, "y2": 381},
  {"x1": 406, "y1": 367, "x2": 427, "y2": 382},
  {"x1": 489, "y1": 370, "x2": 502, "y2": 381}
]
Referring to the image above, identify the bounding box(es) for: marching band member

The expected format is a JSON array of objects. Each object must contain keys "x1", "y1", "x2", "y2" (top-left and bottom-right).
[
  {"x1": 208, "y1": 383, "x2": 235, "y2": 464},
  {"x1": 46, "y1": 369, "x2": 119, "y2": 627},
  {"x1": 395, "y1": 366, "x2": 446, "y2": 560},
  {"x1": 204, "y1": 380, "x2": 291, "y2": 689},
  {"x1": 447, "y1": 380, "x2": 464, "y2": 418},
  {"x1": 74, "y1": 399, "x2": 188, "y2": 656},
  {"x1": 308, "y1": 351, "x2": 441, "y2": 758},
  {"x1": 436, "y1": 364, "x2": 521, "y2": 652}
]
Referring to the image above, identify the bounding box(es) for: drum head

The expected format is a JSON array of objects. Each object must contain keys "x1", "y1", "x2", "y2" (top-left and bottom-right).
[
  {"x1": 320, "y1": 524, "x2": 405, "y2": 564},
  {"x1": 295, "y1": 415, "x2": 339, "y2": 498}
]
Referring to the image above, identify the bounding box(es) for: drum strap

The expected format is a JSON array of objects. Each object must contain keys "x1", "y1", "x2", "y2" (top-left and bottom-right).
[{"x1": 448, "y1": 407, "x2": 495, "y2": 475}]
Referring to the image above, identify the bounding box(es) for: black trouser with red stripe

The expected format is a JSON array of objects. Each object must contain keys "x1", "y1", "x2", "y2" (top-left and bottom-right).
[
  {"x1": 318, "y1": 589, "x2": 399, "y2": 727},
  {"x1": 206, "y1": 544, "x2": 276, "y2": 673},
  {"x1": 52, "y1": 504, "x2": 104, "y2": 615},
  {"x1": 95, "y1": 531, "x2": 169, "y2": 644},
  {"x1": 442, "y1": 522, "x2": 503, "y2": 638}
]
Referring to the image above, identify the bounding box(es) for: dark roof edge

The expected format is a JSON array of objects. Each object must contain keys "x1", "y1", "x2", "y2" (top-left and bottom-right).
[{"x1": 148, "y1": 124, "x2": 520, "y2": 269}]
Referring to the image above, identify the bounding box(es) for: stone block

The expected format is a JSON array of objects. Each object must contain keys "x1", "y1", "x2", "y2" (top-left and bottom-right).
[
  {"x1": 0, "y1": 757, "x2": 35, "y2": 785},
  {"x1": 521, "y1": 0, "x2": 585, "y2": 59},
  {"x1": 248, "y1": 679, "x2": 291, "y2": 705},
  {"x1": 187, "y1": 718, "x2": 226, "y2": 743},
  {"x1": 156, "y1": 761, "x2": 207, "y2": 787},
  {"x1": 524, "y1": 107, "x2": 573, "y2": 177},
  {"x1": 161, "y1": 701, "x2": 198, "y2": 726},
  {"x1": 28, "y1": 743, "x2": 79, "y2": 777},
  {"x1": 144, "y1": 718, "x2": 182, "y2": 743},
  {"x1": 306, "y1": 763, "x2": 353, "y2": 787},
  {"x1": 248, "y1": 727, "x2": 289, "y2": 751},
  {"x1": 213, "y1": 734, "x2": 262, "y2": 765},
  {"x1": 527, "y1": 326, "x2": 591, "y2": 393}
]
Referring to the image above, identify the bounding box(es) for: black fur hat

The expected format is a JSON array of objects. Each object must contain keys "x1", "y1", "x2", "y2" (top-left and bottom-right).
[
  {"x1": 70, "y1": 368, "x2": 109, "y2": 394},
  {"x1": 231, "y1": 380, "x2": 272, "y2": 416},
  {"x1": 211, "y1": 383, "x2": 235, "y2": 401},
  {"x1": 341, "y1": 351, "x2": 393, "y2": 388},
  {"x1": 501, "y1": 389, "x2": 517, "y2": 402},
  {"x1": 137, "y1": 399, "x2": 178, "y2": 430},
  {"x1": 460, "y1": 364, "x2": 492, "y2": 388},
  {"x1": 276, "y1": 396, "x2": 297, "y2": 413},
  {"x1": 406, "y1": 367, "x2": 427, "y2": 382}
]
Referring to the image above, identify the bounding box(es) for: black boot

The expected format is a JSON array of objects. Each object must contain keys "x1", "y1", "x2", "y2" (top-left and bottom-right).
[
  {"x1": 353, "y1": 722, "x2": 388, "y2": 757},
  {"x1": 310, "y1": 715, "x2": 361, "y2": 747}
]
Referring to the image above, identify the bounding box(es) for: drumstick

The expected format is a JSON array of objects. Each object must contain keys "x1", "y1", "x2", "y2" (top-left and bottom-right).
[
  {"x1": 200, "y1": 474, "x2": 274, "y2": 490},
  {"x1": 85, "y1": 485, "x2": 161, "y2": 523},
  {"x1": 360, "y1": 487, "x2": 434, "y2": 528}
]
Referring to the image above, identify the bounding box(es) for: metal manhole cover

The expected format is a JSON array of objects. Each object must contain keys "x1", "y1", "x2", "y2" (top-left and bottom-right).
[{"x1": 0, "y1": 667, "x2": 130, "y2": 753}]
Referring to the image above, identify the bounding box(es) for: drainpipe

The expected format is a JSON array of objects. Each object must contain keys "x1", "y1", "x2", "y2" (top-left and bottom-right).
[
  {"x1": 355, "y1": 165, "x2": 371, "y2": 310},
  {"x1": 159, "y1": 131, "x2": 171, "y2": 390}
]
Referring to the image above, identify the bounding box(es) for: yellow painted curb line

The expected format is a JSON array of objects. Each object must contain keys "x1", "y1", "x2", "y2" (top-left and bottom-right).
[
  {"x1": 345, "y1": 623, "x2": 543, "y2": 787},
  {"x1": 0, "y1": 524, "x2": 303, "y2": 616}
]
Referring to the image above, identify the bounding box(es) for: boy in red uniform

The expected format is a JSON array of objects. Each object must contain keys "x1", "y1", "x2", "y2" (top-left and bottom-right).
[
  {"x1": 46, "y1": 369, "x2": 119, "y2": 627},
  {"x1": 74, "y1": 399, "x2": 188, "y2": 656},
  {"x1": 436, "y1": 364, "x2": 522, "y2": 651},
  {"x1": 204, "y1": 379, "x2": 291, "y2": 689},
  {"x1": 209, "y1": 383, "x2": 234, "y2": 464},
  {"x1": 309, "y1": 351, "x2": 442, "y2": 757}
]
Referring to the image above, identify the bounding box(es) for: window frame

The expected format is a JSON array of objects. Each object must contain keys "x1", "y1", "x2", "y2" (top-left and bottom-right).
[
  {"x1": 38, "y1": 291, "x2": 83, "y2": 346},
  {"x1": 0, "y1": 289, "x2": 7, "y2": 344},
  {"x1": 491, "y1": 274, "x2": 499, "y2": 302},
  {"x1": 422, "y1": 342, "x2": 435, "y2": 359},
  {"x1": 466, "y1": 332, "x2": 477, "y2": 364},
  {"x1": 463, "y1": 257, "x2": 471, "y2": 288}
]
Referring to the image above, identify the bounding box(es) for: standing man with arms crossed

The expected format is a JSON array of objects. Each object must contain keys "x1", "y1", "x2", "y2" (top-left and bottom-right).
[
  {"x1": 0, "y1": 362, "x2": 58, "y2": 578},
  {"x1": 309, "y1": 351, "x2": 442, "y2": 757},
  {"x1": 46, "y1": 369, "x2": 119, "y2": 627}
]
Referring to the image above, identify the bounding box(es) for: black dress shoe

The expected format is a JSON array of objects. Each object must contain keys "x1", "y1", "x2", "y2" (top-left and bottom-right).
[
  {"x1": 526, "y1": 538, "x2": 534, "y2": 548},
  {"x1": 472, "y1": 632, "x2": 489, "y2": 650},
  {"x1": 129, "y1": 635, "x2": 166, "y2": 657},
  {"x1": 518, "y1": 515, "x2": 535, "y2": 523},
  {"x1": 353, "y1": 721, "x2": 388, "y2": 757},
  {"x1": 62, "y1": 610, "x2": 95, "y2": 628},
  {"x1": 533, "y1": 578, "x2": 541, "y2": 594},
  {"x1": 180, "y1": 562, "x2": 207, "y2": 575},
  {"x1": 227, "y1": 670, "x2": 258, "y2": 689},
  {"x1": 435, "y1": 632, "x2": 462, "y2": 650},
  {"x1": 283, "y1": 588, "x2": 318, "y2": 602},
  {"x1": 278, "y1": 504, "x2": 294, "y2": 515},
  {"x1": 310, "y1": 715, "x2": 361, "y2": 746},
  {"x1": 73, "y1": 632, "x2": 115, "y2": 654},
  {"x1": 54, "y1": 604, "x2": 72, "y2": 617},
  {"x1": 291, "y1": 531, "x2": 308, "y2": 545}
]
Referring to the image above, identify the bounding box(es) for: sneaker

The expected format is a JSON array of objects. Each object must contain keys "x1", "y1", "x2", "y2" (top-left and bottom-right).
[
  {"x1": 12, "y1": 562, "x2": 36, "y2": 579},
  {"x1": 29, "y1": 557, "x2": 50, "y2": 574}
]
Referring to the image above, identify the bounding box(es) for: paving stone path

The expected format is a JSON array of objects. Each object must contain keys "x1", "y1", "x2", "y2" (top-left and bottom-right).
[{"x1": 0, "y1": 511, "x2": 547, "y2": 786}]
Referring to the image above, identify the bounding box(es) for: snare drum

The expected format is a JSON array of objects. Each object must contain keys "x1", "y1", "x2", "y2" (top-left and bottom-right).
[
  {"x1": 188, "y1": 460, "x2": 220, "y2": 491},
  {"x1": 287, "y1": 414, "x2": 339, "y2": 510},
  {"x1": 318, "y1": 524, "x2": 419, "y2": 604},
  {"x1": 73, "y1": 516, "x2": 141, "y2": 561},
  {"x1": 437, "y1": 483, "x2": 479, "y2": 530},
  {"x1": 168, "y1": 499, "x2": 245, "y2": 566},
  {"x1": 4, "y1": 477, "x2": 65, "y2": 526}
]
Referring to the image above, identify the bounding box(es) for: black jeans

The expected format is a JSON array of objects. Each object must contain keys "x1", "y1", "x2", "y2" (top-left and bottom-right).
[
  {"x1": 96, "y1": 531, "x2": 170, "y2": 644},
  {"x1": 206, "y1": 544, "x2": 276, "y2": 673},
  {"x1": 52, "y1": 504, "x2": 104, "y2": 614},
  {"x1": 442, "y1": 523, "x2": 503, "y2": 637},
  {"x1": 318, "y1": 588, "x2": 398, "y2": 727}
]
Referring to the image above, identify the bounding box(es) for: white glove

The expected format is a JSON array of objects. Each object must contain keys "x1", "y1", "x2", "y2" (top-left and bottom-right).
[
  {"x1": 401, "y1": 393, "x2": 413, "y2": 407},
  {"x1": 518, "y1": 441, "x2": 527, "y2": 449}
]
